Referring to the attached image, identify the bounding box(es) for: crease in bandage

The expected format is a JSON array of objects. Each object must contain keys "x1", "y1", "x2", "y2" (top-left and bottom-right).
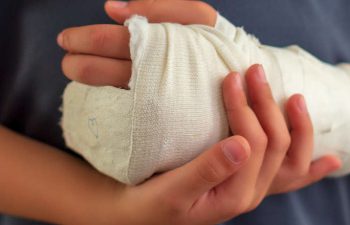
[{"x1": 124, "y1": 15, "x2": 150, "y2": 184}]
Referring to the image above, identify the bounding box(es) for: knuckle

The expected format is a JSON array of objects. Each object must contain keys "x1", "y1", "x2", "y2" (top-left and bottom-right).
[
  {"x1": 89, "y1": 28, "x2": 108, "y2": 50},
  {"x1": 281, "y1": 134, "x2": 292, "y2": 149},
  {"x1": 270, "y1": 133, "x2": 291, "y2": 151},
  {"x1": 197, "y1": 157, "x2": 223, "y2": 185},
  {"x1": 225, "y1": 103, "x2": 242, "y2": 114},
  {"x1": 61, "y1": 57, "x2": 93, "y2": 83},
  {"x1": 251, "y1": 92, "x2": 275, "y2": 109},
  {"x1": 62, "y1": 55, "x2": 93, "y2": 84},
  {"x1": 253, "y1": 133, "x2": 268, "y2": 150},
  {"x1": 75, "y1": 61, "x2": 92, "y2": 81}
]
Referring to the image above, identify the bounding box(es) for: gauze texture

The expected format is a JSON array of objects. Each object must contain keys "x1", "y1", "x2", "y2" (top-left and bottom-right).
[{"x1": 61, "y1": 15, "x2": 350, "y2": 185}]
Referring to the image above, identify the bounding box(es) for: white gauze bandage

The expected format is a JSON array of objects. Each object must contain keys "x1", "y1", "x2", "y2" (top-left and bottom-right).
[{"x1": 61, "y1": 15, "x2": 350, "y2": 185}]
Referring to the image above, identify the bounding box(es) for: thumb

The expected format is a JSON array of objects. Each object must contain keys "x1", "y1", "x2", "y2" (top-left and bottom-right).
[
  {"x1": 168, "y1": 136, "x2": 251, "y2": 201},
  {"x1": 104, "y1": 0, "x2": 217, "y2": 26}
]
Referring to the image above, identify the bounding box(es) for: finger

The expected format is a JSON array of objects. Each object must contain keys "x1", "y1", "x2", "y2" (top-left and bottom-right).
[
  {"x1": 267, "y1": 94, "x2": 315, "y2": 195},
  {"x1": 284, "y1": 94, "x2": 314, "y2": 174},
  {"x1": 245, "y1": 65, "x2": 290, "y2": 194},
  {"x1": 220, "y1": 72, "x2": 267, "y2": 198},
  {"x1": 167, "y1": 136, "x2": 250, "y2": 202},
  {"x1": 303, "y1": 155, "x2": 341, "y2": 184},
  {"x1": 57, "y1": 25, "x2": 130, "y2": 60},
  {"x1": 104, "y1": 0, "x2": 217, "y2": 26},
  {"x1": 283, "y1": 155, "x2": 341, "y2": 193},
  {"x1": 223, "y1": 72, "x2": 267, "y2": 149},
  {"x1": 62, "y1": 54, "x2": 131, "y2": 88}
]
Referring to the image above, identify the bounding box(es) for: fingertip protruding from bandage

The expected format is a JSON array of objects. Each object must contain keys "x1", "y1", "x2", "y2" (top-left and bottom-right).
[
  {"x1": 105, "y1": 1, "x2": 131, "y2": 24},
  {"x1": 105, "y1": 0, "x2": 217, "y2": 26}
]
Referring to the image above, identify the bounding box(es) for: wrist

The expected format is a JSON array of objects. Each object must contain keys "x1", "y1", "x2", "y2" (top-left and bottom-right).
[{"x1": 66, "y1": 173, "x2": 127, "y2": 225}]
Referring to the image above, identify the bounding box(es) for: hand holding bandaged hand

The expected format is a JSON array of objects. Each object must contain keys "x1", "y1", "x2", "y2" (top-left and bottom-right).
[{"x1": 61, "y1": 2, "x2": 350, "y2": 185}]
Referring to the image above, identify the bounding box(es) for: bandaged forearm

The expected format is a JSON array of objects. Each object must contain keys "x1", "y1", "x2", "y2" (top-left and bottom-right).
[{"x1": 61, "y1": 15, "x2": 350, "y2": 185}]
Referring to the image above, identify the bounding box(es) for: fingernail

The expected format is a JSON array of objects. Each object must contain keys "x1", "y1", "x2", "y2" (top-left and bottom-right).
[
  {"x1": 256, "y1": 64, "x2": 267, "y2": 83},
  {"x1": 222, "y1": 139, "x2": 247, "y2": 164},
  {"x1": 232, "y1": 73, "x2": 243, "y2": 90},
  {"x1": 107, "y1": 1, "x2": 128, "y2": 8},
  {"x1": 296, "y1": 96, "x2": 307, "y2": 113},
  {"x1": 57, "y1": 32, "x2": 64, "y2": 48}
]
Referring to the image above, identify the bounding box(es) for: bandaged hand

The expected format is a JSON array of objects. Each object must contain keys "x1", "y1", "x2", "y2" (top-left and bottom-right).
[
  {"x1": 58, "y1": 0, "x2": 217, "y2": 88},
  {"x1": 58, "y1": 0, "x2": 348, "y2": 185}
]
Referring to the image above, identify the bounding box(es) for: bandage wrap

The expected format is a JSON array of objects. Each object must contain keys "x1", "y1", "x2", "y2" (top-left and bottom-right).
[{"x1": 61, "y1": 15, "x2": 350, "y2": 185}]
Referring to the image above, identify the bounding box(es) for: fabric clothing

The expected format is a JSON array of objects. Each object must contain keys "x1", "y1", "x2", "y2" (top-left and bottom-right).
[
  {"x1": 0, "y1": 0, "x2": 350, "y2": 224},
  {"x1": 61, "y1": 13, "x2": 350, "y2": 185}
]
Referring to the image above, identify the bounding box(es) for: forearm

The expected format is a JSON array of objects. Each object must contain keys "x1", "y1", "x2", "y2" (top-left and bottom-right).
[{"x1": 0, "y1": 126, "x2": 123, "y2": 224}]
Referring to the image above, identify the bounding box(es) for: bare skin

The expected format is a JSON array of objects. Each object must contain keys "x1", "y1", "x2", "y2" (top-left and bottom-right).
[{"x1": 0, "y1": 1, "x2": 341, "y2": 225}]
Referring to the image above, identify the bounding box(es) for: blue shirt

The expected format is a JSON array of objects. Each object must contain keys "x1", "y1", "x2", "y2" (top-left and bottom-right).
[{"x1": 0, "y1": 0, "x2": 349, "y2": 224}]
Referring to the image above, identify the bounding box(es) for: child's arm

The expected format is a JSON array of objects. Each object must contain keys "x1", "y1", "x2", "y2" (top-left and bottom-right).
[{"x1": 0, "y1": 125, "x2": 123, "y2": 224}]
